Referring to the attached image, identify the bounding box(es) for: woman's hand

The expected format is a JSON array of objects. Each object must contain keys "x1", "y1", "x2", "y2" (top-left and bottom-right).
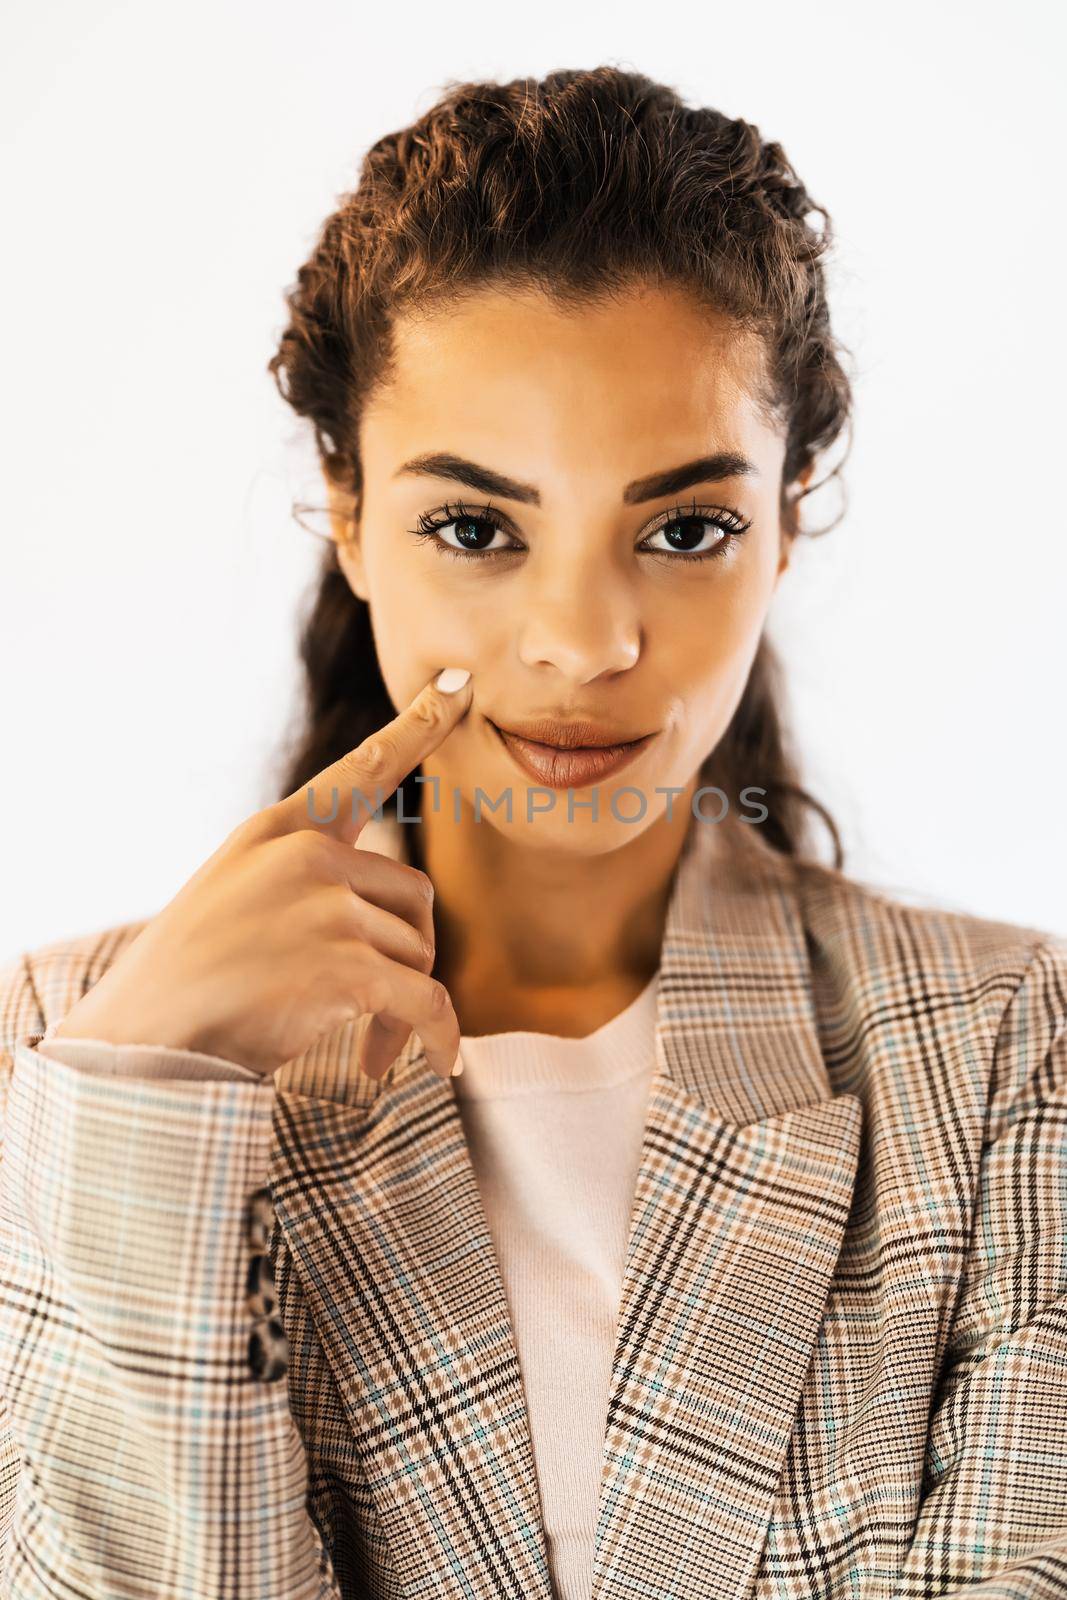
[{"x1": 50, "y1": 669, "x2": 474, "y2": 1081}]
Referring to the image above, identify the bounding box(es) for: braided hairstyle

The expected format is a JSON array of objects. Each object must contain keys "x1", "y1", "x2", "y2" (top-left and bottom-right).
[{"x1": 268, "y1": 66, "x2": 852, "y2": 866}]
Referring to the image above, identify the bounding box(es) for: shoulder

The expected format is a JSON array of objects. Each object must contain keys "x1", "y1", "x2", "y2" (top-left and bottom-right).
[
  {"x1": 785, "y1": 852, "x2": 1067, "y2": 1129},
  {"x1": 789, "y1": 850, "x2": 1060, "y2": 973},
  {"x1": 0, "y1": 919, "x2": 151, "y2": 1052}
]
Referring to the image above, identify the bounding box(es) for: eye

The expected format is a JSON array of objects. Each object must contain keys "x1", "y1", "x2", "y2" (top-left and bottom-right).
[
  {"x1": 639, "y1": 500, "x2": 752, "y2": 564},
  {"x1": 409, "y1": 500, "x2": 521, "y2": 562},
  {"x1": 406, "y1": 496, "x2": 752, "y2": 565}
]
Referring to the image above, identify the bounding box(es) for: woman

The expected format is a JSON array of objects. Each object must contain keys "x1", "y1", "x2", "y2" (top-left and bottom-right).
[{"x1": 0, "y1": 66, "x2": 1064, "y2": 1600}]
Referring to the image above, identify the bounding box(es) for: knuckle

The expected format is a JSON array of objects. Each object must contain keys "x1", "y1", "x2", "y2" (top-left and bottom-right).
[
  {"x1": 426, "y1": 977, "x2": 452, "y2": 1018},
  {"x1": 410, "y1": 868, "x2": 435, "y2": 904},
  {"x1": 229, "y1": 809, "x2": 274, "y2": 848},
  {"x1": 307, "y1": 886, "x2": 348, "y2": 938},
  {"x1": 351, "y1": 734, "x2": 396, "y2": 779},
  {"x1": 350, "y1": 945, "x2": 389, "y2": 1011},
  {"x1": 254, "y1": 800, "x2": 288, "y2": 832},
  {"x1": 413, "y1": 933, "x2": 436, "y2": 972},
  {"x1": 361, "y1": 969, "x2": 393, "y2": 1016},
  {"x1": 283, "y1": 827, "x2": 334, "y2": 873},
  {"x1": 411, "y1": 696, "x2": 447, "y2": 734}
]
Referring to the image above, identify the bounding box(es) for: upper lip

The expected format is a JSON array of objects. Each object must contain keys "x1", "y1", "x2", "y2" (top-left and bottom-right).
[{"x1": 489, "y1": 716, "x2": 654, "y2": 749}]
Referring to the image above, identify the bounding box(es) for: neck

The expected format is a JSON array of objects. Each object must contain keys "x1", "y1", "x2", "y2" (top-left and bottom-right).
[{"x1": 416, "y1": 775, "x2": 704, "y2": 1034}]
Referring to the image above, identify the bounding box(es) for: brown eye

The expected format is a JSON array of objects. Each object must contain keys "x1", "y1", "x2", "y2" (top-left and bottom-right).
[
  {"x1": 410, "y1": 502, "x2": 521, "y2": 562},
  {"x1": 641, "y1": 508, "x2": 751, "y2": 563},
  {"x1": 649, "y1": 516, "x2": 725, "y2": 556},
  {"x1": 439, "y1": 515, "x2": 509, "y2": 555}
]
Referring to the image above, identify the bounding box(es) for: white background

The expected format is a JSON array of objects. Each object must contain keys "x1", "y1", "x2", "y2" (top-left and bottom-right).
[{"x1": 2, "y1": 0, "x2": 1065, "y2": 961}]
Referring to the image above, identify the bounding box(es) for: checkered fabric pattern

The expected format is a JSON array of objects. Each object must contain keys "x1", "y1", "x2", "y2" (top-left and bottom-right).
[{"x1": 0, "y1": 814, "x2": 1064, "y2": 1598}]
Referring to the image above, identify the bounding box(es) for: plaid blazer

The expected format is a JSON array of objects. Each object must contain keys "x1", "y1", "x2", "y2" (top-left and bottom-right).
[{"x1": 0, "y1": 813, "x2": 1065, "y2": 1600}]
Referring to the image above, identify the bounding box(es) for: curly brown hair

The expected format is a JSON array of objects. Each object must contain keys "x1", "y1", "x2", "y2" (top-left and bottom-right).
[{"x1": 267, "y1": 65, "x2": 852, "y2": 867}]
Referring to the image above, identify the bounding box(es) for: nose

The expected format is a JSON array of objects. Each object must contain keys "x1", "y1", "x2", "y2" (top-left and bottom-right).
[{"x1": 513, "y1": 559, "x2": 643, "y2": 681}]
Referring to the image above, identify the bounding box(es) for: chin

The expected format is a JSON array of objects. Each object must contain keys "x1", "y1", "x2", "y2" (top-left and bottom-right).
[{"x1": 463, "y1": 803, "x2": 668, "y2": 857}]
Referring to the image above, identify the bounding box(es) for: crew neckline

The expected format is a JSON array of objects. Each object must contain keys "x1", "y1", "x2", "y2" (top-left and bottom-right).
[{"x1": 453, "y1": 968, "x2": 660, "y2": 1099}]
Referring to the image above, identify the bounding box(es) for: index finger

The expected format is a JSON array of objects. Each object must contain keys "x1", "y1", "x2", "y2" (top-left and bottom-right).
[{"x1": 278, "y1": 667, "x2": 473, "y2": 843}]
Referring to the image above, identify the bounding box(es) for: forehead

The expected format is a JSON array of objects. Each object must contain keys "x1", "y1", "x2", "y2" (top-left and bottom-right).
[{"x1": 361, "y1": 281, "x2": 782, "y2": 469}]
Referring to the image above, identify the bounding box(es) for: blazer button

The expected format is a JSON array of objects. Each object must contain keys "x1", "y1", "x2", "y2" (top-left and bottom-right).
[
  {"x1": 247, "y1": 1185, "x2": 275, "y2": 1252},
  {"x1": 249, "y1": 1318, "x2": 289, "y2": 1383},
  {"x1": 246, "y1": 1252, "x2": 278, "y2": 1319}
]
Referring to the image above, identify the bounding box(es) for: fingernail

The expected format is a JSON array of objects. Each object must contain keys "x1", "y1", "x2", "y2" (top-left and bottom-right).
[
  {"x1": 435, "y1": 667, "x2": 471, "y2": 693},
  {"x1": 451, "y1": 1054, "x2": 465, "y2": 1077}
]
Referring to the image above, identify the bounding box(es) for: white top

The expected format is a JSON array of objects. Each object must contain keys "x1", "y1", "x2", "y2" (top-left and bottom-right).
[
  {"x1": 37, "y1": 970, "x2": 661, "y2": 1600},
  {"x1": 450, "y1": 972, "x2": 660, "y2": 1597}
]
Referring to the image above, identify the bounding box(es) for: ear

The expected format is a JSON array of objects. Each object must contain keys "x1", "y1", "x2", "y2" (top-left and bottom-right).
[
  {"x1": 325, "y1": 473, "x2": 369, "y2": 601},
  {"x1": 775, "y1": 461, "x2": 815, "y2": 585}
]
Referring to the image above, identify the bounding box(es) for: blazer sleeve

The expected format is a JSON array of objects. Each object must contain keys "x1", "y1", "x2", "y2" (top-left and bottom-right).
[
  {"x1": 0, "y1": 951, "x2": 344, "y2": 1599},
  {"x1": 892, "y1": 934, "x2": 1067, "y2": 1598},
  {"x1": 35, "y1": 1028, "x2": 264, "y2": 1083}
]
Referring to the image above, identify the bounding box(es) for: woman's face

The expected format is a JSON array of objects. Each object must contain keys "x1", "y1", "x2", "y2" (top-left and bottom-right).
[{"x1": 334, "y1": 278, "x2": 794, "y2": 857}]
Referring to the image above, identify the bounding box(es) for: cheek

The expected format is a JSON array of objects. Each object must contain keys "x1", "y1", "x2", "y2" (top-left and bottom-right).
[
  {"x1": 365, "y1": 563, "x2": 499, "y2": 709},
  {"x1": 657, "y1": 557, "x2": 768, "y2": 666},
  {"x1": 651, "y1": 561, "x2": 773, "y2": 734}
]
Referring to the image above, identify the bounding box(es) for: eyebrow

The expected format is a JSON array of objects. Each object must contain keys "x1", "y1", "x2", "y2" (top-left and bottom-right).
[{"x1": 394, "y1": 450, "x2": 758, "y2": 507}]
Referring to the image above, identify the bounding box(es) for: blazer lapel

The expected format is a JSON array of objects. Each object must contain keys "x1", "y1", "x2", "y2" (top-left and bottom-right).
[
  {"x1": 268, "y1": 814, "x2": 863, "y2": 1600},
  {"x1": 587, "y1": 823, "x2": 863, "y2": 1600}
]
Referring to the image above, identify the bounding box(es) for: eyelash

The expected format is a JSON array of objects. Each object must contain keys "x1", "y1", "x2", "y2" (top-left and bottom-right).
[{"x1": 406, "y1": 496, "x2": 753, "y2": 566}]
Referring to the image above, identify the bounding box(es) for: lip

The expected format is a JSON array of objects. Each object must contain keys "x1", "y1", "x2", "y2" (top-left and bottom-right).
[
  {"x1": 489, "y1": 716, "x2": 653, "y2": 749},
  {"x1": 488, "y1": 719, "x2": 657, "y2": 789}
]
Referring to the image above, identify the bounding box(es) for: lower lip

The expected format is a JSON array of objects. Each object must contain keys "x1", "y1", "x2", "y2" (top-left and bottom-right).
[{"x1": 489, "y1": 722, "x2": 657, "y2": 788}]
